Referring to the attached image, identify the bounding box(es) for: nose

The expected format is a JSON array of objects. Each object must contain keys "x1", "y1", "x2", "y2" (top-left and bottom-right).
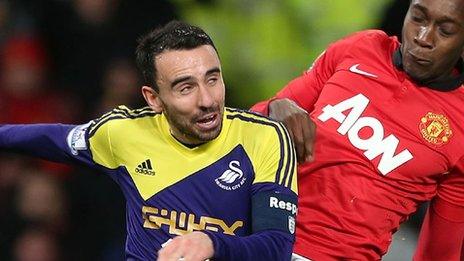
[
  {"x1": 197, "y1": 84, "x2": 215, "y2": 108},
  {"x1": 414, "y1": 26, "x2": 434, "y2": 49}
]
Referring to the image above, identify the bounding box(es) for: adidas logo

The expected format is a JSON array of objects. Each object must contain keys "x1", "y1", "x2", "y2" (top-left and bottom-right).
[{"x1": 135, "y1": 159, "x2": 155, "y2": 176}]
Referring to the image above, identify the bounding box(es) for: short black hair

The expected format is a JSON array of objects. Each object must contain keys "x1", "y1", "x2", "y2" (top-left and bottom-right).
[{"x1": 135, "y1": 20, "x2": 218, "y2": 92}]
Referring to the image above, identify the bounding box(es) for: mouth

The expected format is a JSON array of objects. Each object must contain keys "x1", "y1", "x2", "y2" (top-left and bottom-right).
[
  {"x1": 195, "y1": 112, "x2": 220, "y2": 131},
  {"x1": 407, "y1": 51, "x2": 432, "y2": 66}
]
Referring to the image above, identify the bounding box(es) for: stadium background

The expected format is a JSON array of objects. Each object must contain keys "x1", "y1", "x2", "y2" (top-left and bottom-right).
[{"x1": 0, "y1": 0, "x2": 422, "y2": 260}]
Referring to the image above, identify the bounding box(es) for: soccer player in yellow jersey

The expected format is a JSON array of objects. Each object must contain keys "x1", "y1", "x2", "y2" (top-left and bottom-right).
[{"x1": 0, "y1": 21, "x2": 297, "y2": 260}]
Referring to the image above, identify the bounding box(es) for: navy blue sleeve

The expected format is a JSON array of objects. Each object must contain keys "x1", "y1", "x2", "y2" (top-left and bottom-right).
[
  {"x1": 0, "y1": 123, "x2": 95, "y2": 167},
  {"x1": 203, "y1": 229, "x2": 293, "y2": 261},
  {"x1": 202, "y1": 183, "x2": 297, "y2": 261}
]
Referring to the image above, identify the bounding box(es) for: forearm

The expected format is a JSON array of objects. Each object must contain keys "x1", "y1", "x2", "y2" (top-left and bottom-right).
[
  {"x1": 250, "y1": 74, "x2": 319, "y2": 116},
  {"x1": 0, "y1": 124, "x2": 76, "y2": 163},
  {"x1": 204, "y1": 230, "x2": 293, "y2": 261},
  {"x1": 251, "y1": 77, "x2": 305, "y2": 116},
  {"x1": 414, "y1": 200, "x2": 464, "y2": 261}
]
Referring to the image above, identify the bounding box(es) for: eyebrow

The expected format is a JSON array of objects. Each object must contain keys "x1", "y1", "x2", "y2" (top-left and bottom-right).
[
  {"x1": 412, "y1": 4, "x2": 462, "y2": 26},
  {"x1": 411, "y1": 4, "x2": 428, "y2": 15},
  {"x1": 206, "y1": 67, "x2": 221, "y2": 76},
  {"x1": 170, "y1": 67, "x2": 221, "y2": 88},
  {"x1": 171, "y1": 76, "x2": 192, "y2": 88}
]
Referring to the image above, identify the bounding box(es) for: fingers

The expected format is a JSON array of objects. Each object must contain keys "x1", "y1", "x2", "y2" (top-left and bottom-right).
[
  {"x1": 287, "y1": 116, "x2": 305, "y2": 164},
  {"x1": 269, "y1": 98, "x2": 316, "y2": 163},
  {"x1": 157, "y1": 240, "x2": 183, "y2": 261},
  {"x1": 287, "y1": 114, "x2": 315, "y2": 163},
  {"x1": 157, "y1": 232, "x2": 213, "y2": 261},
  {"x1": 301, "y1": 115, "x2": 316, "y2": 162}
]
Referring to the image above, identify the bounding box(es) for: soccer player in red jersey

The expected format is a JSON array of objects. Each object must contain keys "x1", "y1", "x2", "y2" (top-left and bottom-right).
[{"x1": 252, "y1": 0, "x2": 464, "y2": 260}]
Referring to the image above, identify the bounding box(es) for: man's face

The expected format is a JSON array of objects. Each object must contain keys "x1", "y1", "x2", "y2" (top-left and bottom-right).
[
  {"x1": 153, "y1": 45, "x2": 225, "y2": 145},
  {"x1": 401, "y1": 0, "x2": 464, "y2": 83}
]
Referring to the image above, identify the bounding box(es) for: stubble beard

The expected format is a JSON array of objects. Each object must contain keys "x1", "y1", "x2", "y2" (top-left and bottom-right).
[{"x1": 164, "y1": 105, "x2": 223, "y2": 145}]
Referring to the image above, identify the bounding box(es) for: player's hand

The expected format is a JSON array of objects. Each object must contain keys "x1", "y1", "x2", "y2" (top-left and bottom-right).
[
  {"x1": 157, "y1": 232, "x2": 214, "y2": 261},
  {"x1": 269, "y1": 98, "x2": 316, "y2": 163}
]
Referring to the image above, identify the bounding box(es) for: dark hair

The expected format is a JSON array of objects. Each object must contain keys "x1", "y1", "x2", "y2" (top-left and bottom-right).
[{"x1": 135, "y1": 20, "x2": 218, "y2": 92}]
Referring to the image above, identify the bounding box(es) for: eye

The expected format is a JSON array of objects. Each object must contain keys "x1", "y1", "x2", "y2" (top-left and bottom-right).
[
  {"x1": 179, "y1": 84, "x2": 194, "y2": 94},
  {"x1": 438, "y1": 25, "x2": 456, "y2": 37},
  {"x1": 409, "y1": 9, "x2": 426, "y2": 24},
  {"x1": 411, "y1": 15, "x2": 425, "y2": 24},
  {"x1": 439, "y1": 28, "x2": 452, "y2": 37},
  {"x1": 207, "y1": 77, "x2": 218, "y2": 85}
]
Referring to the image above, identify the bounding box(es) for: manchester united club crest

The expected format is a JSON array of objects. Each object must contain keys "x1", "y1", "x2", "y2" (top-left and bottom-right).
[{"x1": 419, "y1": 112, "x2": 452, "y2": 146}]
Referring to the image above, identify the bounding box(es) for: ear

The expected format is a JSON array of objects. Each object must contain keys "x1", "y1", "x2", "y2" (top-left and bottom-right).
[{"x1": 141, "y1": 86, "x2": 163, "y2": 113}]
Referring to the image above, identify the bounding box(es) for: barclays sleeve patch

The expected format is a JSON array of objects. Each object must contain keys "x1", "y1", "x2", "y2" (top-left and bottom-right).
[{"x1": 66, "y1": 122, "x2": 91, "y2": 155}]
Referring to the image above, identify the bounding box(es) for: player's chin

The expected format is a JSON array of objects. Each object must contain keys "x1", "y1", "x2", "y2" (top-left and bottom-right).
[
  {"x1": 403, "y1": 64, "x2": 432, "y2": 84},
  {"x1": 194, "y1": 123, "x2": 222, "y2": 142}
]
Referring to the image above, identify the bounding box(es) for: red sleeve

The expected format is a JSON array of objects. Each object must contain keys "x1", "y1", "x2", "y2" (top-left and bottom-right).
[
  {"x1": 414, "y1": 160, "x2": 464, "y2": 261},
  {"x1": 413, "y1": 202, "x2": 464, "y2": 261},
  {"x1": 250, "y1": 49, "x2": 334, "y2": 116},
  {"x1": 250, "y1": 30, "x2": 378, "y2": 115}
]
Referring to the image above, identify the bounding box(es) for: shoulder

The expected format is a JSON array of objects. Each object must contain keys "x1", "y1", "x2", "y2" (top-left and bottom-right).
[
  {"x1": 326, "y1": 30, "x2": 398, "y2": 63},
  {"x1": 341, "y1": 29, "x2": 390, "y2": 43},
  {"x1": 88, "y1": 105, "x2": 159, "y2": 138},
  {"x1": 224, "y1": 107, "x2": 290, "y2": 145},
  {"x1": 331, "y1": 29, "x2": 394, "y2": 50},
  {"x1": 225, "y1": 107, "x2": 285, "y2": 131}
]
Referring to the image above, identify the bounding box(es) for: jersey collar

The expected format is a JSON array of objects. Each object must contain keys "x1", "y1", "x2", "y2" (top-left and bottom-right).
[{"x1": 393, "y1": 48, "x2": 464, "y2": 91}]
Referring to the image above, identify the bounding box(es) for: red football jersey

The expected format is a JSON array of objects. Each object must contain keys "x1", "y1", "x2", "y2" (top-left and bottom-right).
[{"x1": 252, "y1": 30, "x2": 464, "y2": 260}]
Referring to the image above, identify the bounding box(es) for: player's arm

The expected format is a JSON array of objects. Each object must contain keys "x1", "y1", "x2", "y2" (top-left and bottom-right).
[
  {"x1": 250, "y1": 46, "x2": 334, "y2": 163},
  {"x1": 251, "y1": 30, "x2": 371, "y2": 115},
  {"x1": 251, "y1": 32, "x2": 346, "y2": 115},
  {"x1": 0, "y1": 109, "x2": 118, "y2": 170},
  {"x1": 250, "y1": 47, "x2": 333, "y2": 116},
  {"x1": 0, "y1": 123, "x2": 82, "y2": 163},
  {"x1": 204, "y1": 121, "x2": 297, "y2": 261},
  {"x1": 414, "y1": 162, "x2": 464, "y2": 261},
  {"x1": 250, "y1": 33, "x2": 359, "y2": 163}
]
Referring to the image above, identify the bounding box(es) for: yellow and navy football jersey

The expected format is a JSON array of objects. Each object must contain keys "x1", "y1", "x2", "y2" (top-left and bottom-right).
[{"x1": 0, "y1": 106, "x2": 297, "y2": 260}]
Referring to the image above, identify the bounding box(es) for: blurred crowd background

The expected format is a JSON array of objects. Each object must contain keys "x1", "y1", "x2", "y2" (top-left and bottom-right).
[{"x1": 0, "y1": 0, "x2": 423, "y2": 260}]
